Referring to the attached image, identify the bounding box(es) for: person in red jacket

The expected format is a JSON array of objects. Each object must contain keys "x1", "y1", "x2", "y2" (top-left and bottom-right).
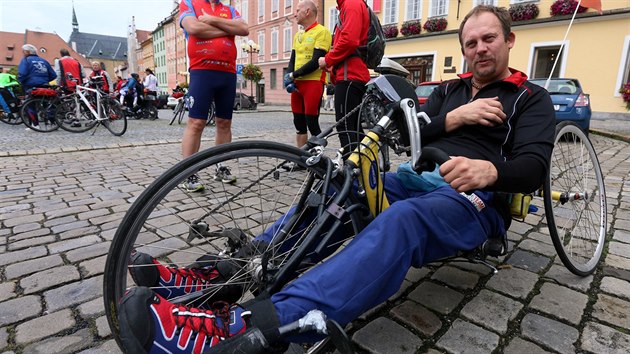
[
  {"x1": 55, "y1": 49, "x2": 84, "y2": 92},
  {"x1": 318, "y1": 0, "x2": 370, "y2": 155}
]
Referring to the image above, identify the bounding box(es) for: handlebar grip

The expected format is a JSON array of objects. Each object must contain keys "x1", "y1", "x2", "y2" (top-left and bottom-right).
[{"x1": 416, "y1": 147, "x2": 451, "y2": 172}]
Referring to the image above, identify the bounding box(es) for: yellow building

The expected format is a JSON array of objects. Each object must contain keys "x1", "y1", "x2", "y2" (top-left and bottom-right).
[{"x1": 323, "y1": 0, "x2": 630, "y2": 115}]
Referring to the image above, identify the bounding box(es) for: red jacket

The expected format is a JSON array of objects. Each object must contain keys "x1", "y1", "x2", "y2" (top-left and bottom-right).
[
  {"x1": 58, "y1": 57, "x2": 83, "y2": 91},
  {"x1": 325, "y1": 0, "x2": 370, "y2": 83}
]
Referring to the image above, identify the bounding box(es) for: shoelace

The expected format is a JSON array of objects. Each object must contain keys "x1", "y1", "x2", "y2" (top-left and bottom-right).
[
  {"x1": 173, "y1": 301, "x2": 232, "y2": 338},
  {"x1": 168, "y1": 266, "x2": 215, "y2": 284}
]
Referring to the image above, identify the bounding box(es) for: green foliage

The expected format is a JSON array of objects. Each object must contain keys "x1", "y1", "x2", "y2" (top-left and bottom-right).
[{"x1": 242, "y1": 64, "x2": 263, "y2": 83}]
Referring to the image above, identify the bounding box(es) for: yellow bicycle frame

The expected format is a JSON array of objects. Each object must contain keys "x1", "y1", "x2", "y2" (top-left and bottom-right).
[{"x1": 348, "y1": 131, "x2": 390, "y2": 217}]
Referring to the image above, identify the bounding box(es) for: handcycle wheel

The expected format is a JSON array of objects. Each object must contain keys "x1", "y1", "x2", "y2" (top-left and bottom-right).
[
  {"x1": 104, "y1": 141, "x2": 362, "y2": 353},
  {"x1": 543, "y1": 121, "x2": 606, "y2": 276},
  {"x1": 147, "y1": 105, "x2": 158, "y2": 120},
  {"x1": 103, "y1": 98, "x2": 127, "y2": 136},
  {"x1": 20, "y1": 97, "x2": 61, "y2": 132},
  {"x1": 54, "y1": 97, "x2": 98, "y2": 133}
]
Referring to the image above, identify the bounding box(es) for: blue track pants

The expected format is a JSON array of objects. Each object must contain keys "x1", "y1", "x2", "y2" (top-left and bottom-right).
[{"x1": 263, "y1": 173, "x2": 505, "y2": 340}]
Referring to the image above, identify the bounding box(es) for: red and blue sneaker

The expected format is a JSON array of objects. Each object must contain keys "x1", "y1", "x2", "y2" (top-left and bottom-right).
[
  {"x1": 118, "y1": 287, "x2": 250, "y2": 353},
  {"x1": 128, "y1": 251, "x2": 247, "y2": 304}
]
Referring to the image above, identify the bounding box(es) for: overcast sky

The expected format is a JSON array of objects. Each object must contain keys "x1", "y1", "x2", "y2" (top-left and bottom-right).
[{"x1": 0, "y1": 0, "x2": 178, "y2": 41}]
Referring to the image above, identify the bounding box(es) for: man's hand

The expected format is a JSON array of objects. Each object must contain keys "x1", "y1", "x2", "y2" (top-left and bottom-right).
[
  {"x1": 198, "y1": 8, "x2": 216, "y2": 26},
  {"x1": 439, "y1": 157, "x2": 498, "y2": 192},
  {"x1": 283, "y1": 73, "x2": 293, "y2": 88},
  {"x1": 444, "y1": 97, "x2": 506, "y2": 132},
  {"x1": 318, "y1": 57, "x2": 332, "y2": 72}
]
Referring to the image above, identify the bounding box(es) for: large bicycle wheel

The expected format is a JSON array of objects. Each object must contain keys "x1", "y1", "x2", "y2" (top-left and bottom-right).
[
  {"x1": 0, "y1": 109, "x2": 22, "y2": 125},
  {"x1": 543, "y1": 121, "x2": 606, "y2": 276},
  {"x1": 20, "y1": 97, "x2": 60, "y2": 132},
  {"x1": 169, "y1": 99, "x2": 183, "y2": 125},
  {"x1": 103, "y1": 98, "x2": 127, "y2": 136},
  {"x1": 54, "y1": 96, "x2": 98, "y2": 133},
  {"x1": 146, "y1": 105, "x2": 158, "y2": 120},
  {"x1": 103, "y1": 141, "x2": 362, "y2": 353}
]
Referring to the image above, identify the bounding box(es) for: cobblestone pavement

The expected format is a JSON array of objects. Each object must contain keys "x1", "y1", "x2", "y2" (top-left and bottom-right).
[{"x1": 0, "y1": 107, "x2": 629, "y2": 353}]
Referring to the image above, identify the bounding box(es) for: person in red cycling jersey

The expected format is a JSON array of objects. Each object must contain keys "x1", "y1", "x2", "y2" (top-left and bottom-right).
[
  {"x1": 177, "y1": 0, "x2": 249, "y2": 191},
  {"x1": 55, "y1": 48, "x2": 84, "y2": 92},
  {"x1": 282, "y1": 0, "x2": 331, "y2": 163}
]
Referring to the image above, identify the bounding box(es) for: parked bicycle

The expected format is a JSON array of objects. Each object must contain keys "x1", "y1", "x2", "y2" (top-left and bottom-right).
[
  {"x1": 54, "y1": 75, "x2": 127, "y2": 136},
  {"x1": 104, "y1": 74, "x2": 606, "y2": 353},
  {"x1": 169, "y1": 92, "x2": 215, "y2": 126},
  {"x1": 20, "y1": 86, "x2": 63, "y2": 132}
]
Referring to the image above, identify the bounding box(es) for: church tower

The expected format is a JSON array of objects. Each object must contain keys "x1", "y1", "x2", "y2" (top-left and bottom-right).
[{"x1": 72, "y1": 1, "x2": 79, "y2": 32}]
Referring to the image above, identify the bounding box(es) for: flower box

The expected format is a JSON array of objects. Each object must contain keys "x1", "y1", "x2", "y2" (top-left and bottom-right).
[
  {"x1": 550, "y1": 0, "x2": 587, "y2": 16},
  {"x1": 509, "y1": 3, "x2": 540, "y2": 22},
  {"x1": 400, "y1": 20, "x2": 422, "y2": 37},
  {"x1": 620, "y1": 82, "x2": 630, "y2": 111},
  {"x1": 423, "y1": 17, "x2": 447, "y2": 33},
  {"x1": 382, "y1": 24, "x2": 399, "y2": 39}
]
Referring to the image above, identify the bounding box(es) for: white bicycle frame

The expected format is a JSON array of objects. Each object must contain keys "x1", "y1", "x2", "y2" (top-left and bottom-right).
[{"x1": 71, "y1": 84, "x2": 106, "y2": 121}]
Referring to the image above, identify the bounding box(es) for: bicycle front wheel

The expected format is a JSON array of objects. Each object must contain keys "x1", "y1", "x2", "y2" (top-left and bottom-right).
[
  {"x1": 103, "y1": 141, "x2": 362, "y2": 353},
  {"x1": 544, "y1": 121, "x2": 607, "y2": 276},
  {"x1": 103, "y1": 98, "x2": 127, "y2": 136},
  {"x1": 55, "y1": 97, "x2": 97, "y2": 133},
  {"x1": 20, "y1": 97, "x2": 60, "y2": 132},
  {"x1": 169, "y1": 100, "x2": 183, "y2": 125}
]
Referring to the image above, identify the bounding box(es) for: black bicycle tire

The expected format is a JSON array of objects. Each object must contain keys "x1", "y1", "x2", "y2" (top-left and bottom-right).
[
  {"x1": 543, "y1": 121, "x2": 606, "y2": 276},
  {"x1": 170, "y1": 100, "x2": 183, "y2": 125},
  {"x1": 177, "y1": 104, "x2": 186, "y2": 124},
  {"x1": 0, "y1": 110, "x2": 23, "y2": 125},
  {"x1": 103, "y1": 141, "x2": 363, "y2": 353},
  {"x1": 148, "y1": 106, "x2": 158, "y2": 120},
  {"x1": 55, "y1": 97, "x2": 98, "y2": 133},
  {"x1": 103, "y1": 99, "x2": 127, "y2": 136},
  {"x1": 20, "y1": 97, "x2": 61, "y2": 132}
]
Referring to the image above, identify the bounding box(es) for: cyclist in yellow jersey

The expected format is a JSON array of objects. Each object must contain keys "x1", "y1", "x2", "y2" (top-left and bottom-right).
[{"x1": 283, "y1": 0, "x2": 332, "y2": 163}]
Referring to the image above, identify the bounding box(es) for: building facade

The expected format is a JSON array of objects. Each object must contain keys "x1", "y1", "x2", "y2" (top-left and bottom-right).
[
  {"x1": 234, "y1": 0, "x2": 326, "y2": 104},
  {"x1": 153, "y1": 26, "x2": 168, "y2": 93},
  {"x1": 323, "y1": 0, "x2": 630, "y2": 115}
]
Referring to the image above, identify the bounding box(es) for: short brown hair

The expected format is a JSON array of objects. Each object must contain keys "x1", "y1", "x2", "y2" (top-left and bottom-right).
[{"x1": 458, "y1": 5, "x2": 512, "y2": 48}]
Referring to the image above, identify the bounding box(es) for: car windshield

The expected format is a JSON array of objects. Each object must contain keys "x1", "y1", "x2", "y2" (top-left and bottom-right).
[
  {"x1": 415, "y1": 84, "x2": 439, "y2": 97},
  {"x1": 529, "y1": 79, "x2": 579, "y2": 95}
]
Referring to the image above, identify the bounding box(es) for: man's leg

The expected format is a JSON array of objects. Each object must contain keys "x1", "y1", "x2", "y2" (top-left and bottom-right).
[
  {"x1": 334, "y1": 81, "x2": 366, "y2": 155},
  {"x1": 271, "y1": 186, "x2": 505, "y2": 337},
  {"x1": 182, "y1": 118, "x2": 207, "y2": 158},
  {"x1": 214, "y1": 117, "x2": 232, "y2": 146}
]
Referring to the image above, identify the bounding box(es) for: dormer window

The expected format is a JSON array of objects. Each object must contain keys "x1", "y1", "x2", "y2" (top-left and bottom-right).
[{"x1": 40, "y1": 47, "x2": 47, "y2": 53}]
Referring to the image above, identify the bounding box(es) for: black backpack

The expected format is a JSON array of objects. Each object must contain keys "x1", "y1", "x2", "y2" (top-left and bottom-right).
[{"x1": 355, "y1": 3, "x2": 386, "y2": 69}]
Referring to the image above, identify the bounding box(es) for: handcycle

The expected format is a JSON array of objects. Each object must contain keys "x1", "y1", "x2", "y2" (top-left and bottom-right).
[
  {"x1": 54, "y1": 75, "x2": 127, "y2": 136},
  {"x1": 169, "y1": 92, "x2": 216, "y2": 126},
  {"x1": 20, "y1": 85, "x2": 63, "y2": 132},
  {"x1": 103, "y1": 74, "x2": 606, "y2": 353},
  {"x1": 0, "y1": 86, "x2": 24, "y2": 125}
]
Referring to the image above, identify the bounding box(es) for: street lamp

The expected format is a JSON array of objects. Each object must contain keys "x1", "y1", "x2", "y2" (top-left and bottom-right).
[{"x1": 241, "y1": 39, "x2": 260, "y2": 98}]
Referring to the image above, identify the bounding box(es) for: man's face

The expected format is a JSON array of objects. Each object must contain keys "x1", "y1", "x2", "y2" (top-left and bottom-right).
[
  {"x1": 461, "y1": 12, "x2": 514, "y2": 82},
  {"x1": 92, "y1": 64, "x2": 100, "y2": 71},
  {"x1": 295, "y1": 3, "x2": 308, "y2": 26}
]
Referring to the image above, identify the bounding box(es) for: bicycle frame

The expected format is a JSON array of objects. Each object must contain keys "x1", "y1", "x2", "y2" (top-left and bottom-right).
[{"x1": 72, "y1": 84, "x2": 106, "y2": 121}]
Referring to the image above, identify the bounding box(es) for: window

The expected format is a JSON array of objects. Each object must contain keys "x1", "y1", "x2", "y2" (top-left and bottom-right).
[
  {"x1": 429, "y1": 0, "x2": 448, "y2": 17},
  {"x1": 272, "y1": 0, "x2": 279, "y2": 13},
  {"x1": 328, "y1": 7, "x2": 339, "y2": 32},
  {"x1": 510, "y1": 0, "x2": 530, "y2": 3},
  {"x1": 383, "y1": 0, "x2": 398, "y2": 24},
  {"x1": 530, "y1": 44, "x2": 566, "y2": 79},
  {"x1": 271, "y1": 28, "x2": 279, "y2": 55},
  {"x1": 474, "y1": 0, "x2": 497, "y2": 5},
  {"x1": 241, "y1": 0, "x2": 249, "y2": 22},
  {"x1": 616, "y1": 35, "x2": 630, "y2": 97},
  {"x1": 284, "y1": 27, "x2": 292, "y2": 53},
  {"x1": 258, "y1": 32, "x2": 265, "y2": 56},
  {"x1": 270, "y1": 68, "x2": 277, "y2": 89},
  {"x1": 405, "y1": 0, "x2": 421, "y2": 21},
  {"x1": 285, "y1": 0, "x2": 292, "y2": 9},
  {"x1": 258, "y1": 0, "x2": 264, "y2": 19}
]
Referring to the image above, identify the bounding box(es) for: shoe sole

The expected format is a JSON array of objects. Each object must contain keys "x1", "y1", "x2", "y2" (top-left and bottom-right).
[{"x1": 118, "y1": 287, "x2": 156, "y2": 354}]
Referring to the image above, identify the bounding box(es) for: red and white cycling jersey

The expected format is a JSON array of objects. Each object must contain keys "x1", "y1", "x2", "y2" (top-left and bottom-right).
[{"x1": 179, "y1": 0, "x2": 241, "y2": 73}]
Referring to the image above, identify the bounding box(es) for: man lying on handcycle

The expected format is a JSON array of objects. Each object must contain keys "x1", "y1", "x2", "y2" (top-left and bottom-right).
[{"x1": 116, "y1": 5, "x2": 556, "y2": 353}]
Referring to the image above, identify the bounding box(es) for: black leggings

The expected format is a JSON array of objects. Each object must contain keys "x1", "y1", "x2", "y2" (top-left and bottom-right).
[
  {"x1": 334, "y1": 80, "x2": 367, "y2": 155},
  {"x1": 293, "y1": 113, "x2": 321, "y2": 136}
]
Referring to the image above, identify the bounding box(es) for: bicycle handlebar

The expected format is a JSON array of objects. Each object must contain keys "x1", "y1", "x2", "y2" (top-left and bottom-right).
[{"x1": 417, "y1": 146, "x2": 451, "y2": 172}]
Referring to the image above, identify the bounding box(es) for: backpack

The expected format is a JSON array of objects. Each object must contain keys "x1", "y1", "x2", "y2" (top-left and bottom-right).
[{"x1": 355, "y1": 3, "x2": 386, "y2": 69}]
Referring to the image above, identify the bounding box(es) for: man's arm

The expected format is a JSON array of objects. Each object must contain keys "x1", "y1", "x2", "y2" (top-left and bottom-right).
[
  {"x1": 54, "y1": 60, "x2": 62, "y2": 85},
  {"x1": 322, "y1": 3, "x2": 365, "y2": 68},
  {"x1": 198, "y1": 9, "x2": 249, "y2": 36},
  {"x1": 104, "y1": 72, "x2": 114, "y2": 93},
  {"x1": 293, "y1": 49, "x2": 327, "y2": 78},
  {"x1": 181, "y1": 16, "x2": 231, "y2": 38}
]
